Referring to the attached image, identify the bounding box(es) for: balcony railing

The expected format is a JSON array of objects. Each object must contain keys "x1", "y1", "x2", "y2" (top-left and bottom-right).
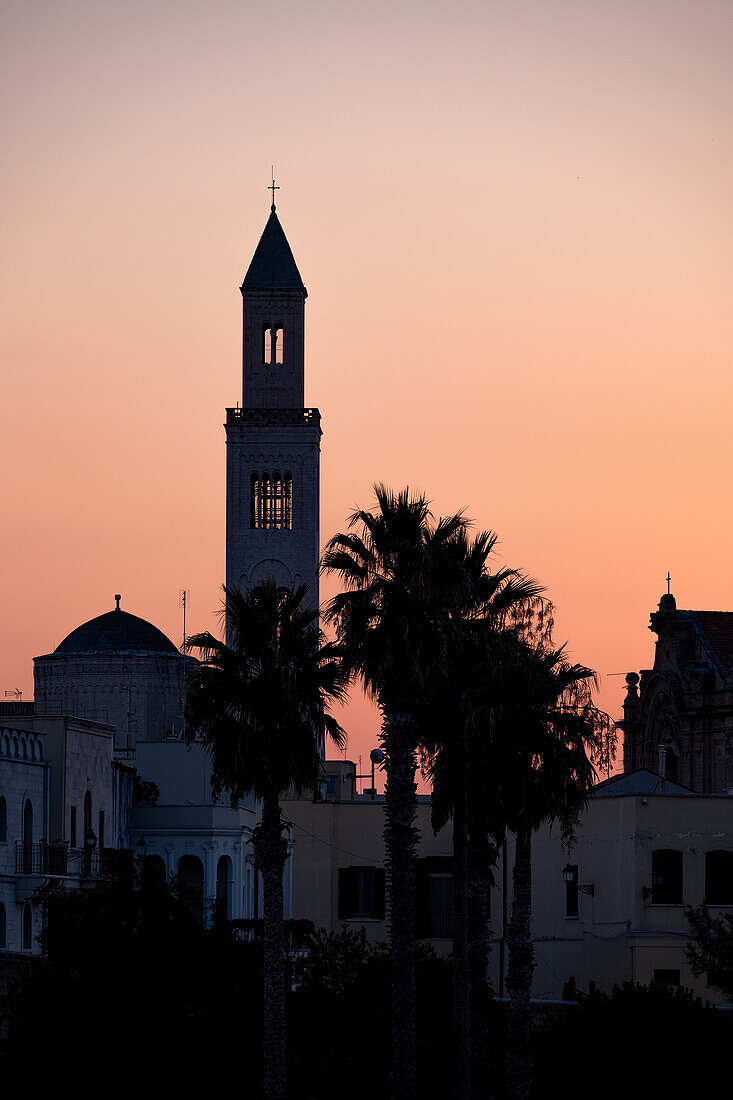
[{"x1": 15, "y1": 843, "x2": 129, "y2": 878}]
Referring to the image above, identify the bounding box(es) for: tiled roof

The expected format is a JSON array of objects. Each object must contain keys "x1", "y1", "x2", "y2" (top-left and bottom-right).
[
  {"x1": 690, "y1": 611, "x2": 733, "y2": 673},
  {"x1": 241, "y1": 209, "x2": 306, "y2": 293}
]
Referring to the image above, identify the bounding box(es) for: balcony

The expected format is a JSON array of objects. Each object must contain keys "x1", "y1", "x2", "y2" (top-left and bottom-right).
[{"x1": 15, "y1": 843, "x2": 129, "y2": 878}]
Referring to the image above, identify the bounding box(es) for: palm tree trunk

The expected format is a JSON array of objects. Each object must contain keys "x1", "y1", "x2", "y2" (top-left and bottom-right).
[
  {"x1": 253, "y1": 796, "x2": 289, "y2": 1100},
  {"x1": 505, "y1": 823, "x2": 534, "y2": 1100},
  {"x1": 452, "y1": 746, "x2": 470, "y2": 1100},
  {"x1": 467, "y1": 823, "x2": 495, "y2": 1099},
  {"x1": 382, "y1": 703, "x2": 419, "y2": 1100}
]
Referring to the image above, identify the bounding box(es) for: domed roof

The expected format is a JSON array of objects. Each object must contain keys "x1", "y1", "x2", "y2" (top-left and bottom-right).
[{"x1": 54, "y1": 596, "x2": 179, "y2": 656}]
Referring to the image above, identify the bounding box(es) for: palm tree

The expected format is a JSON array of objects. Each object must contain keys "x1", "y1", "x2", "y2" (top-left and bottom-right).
[
  {"x1": 322, "y1": 485, "x2": 472, "y2": 1100},
  {"x1": 423, "y1": 535, "x2": 544, "y2": 1100},
  {"x1": 489, "y1": 642, "x2": 615, "y2": 1100},
  {"x1": 185, "y1": 581, "x2": 348, "y2": 1100}
]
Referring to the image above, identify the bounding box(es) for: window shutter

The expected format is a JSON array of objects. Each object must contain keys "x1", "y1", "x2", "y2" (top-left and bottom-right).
[
  {"x1": 338, "y1": 868, "x2": 349, "y2": 920},
  {"x1": 373, "y1": 869, "x2": 386, "y2": 920}
]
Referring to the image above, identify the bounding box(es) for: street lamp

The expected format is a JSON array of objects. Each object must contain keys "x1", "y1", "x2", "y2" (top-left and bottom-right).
[{"x1": 562, "y1": 863, "x2": 595, "y2": 896}]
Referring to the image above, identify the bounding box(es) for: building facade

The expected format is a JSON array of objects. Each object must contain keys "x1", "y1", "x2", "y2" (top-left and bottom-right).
[{"x1": 622, "y1": 590, "x2": 733, "y2": 792}]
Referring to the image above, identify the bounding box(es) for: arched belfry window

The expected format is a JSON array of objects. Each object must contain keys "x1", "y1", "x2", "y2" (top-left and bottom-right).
[
  {"x1": 263, "y1": 325, "x2": 283, "y2": 366},
  {"x1": 251, "y1": 471, "x2": 293, "y2": 530}
]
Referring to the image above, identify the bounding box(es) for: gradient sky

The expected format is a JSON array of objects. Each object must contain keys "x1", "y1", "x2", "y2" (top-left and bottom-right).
[{"x1": 2, "y1": 1, "x2": 732, "y2": 780}]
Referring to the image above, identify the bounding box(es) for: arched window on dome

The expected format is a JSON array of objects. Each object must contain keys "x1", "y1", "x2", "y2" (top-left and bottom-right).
[{"x1": 0, "y1": 796, "x2": 6, "y2": 842}]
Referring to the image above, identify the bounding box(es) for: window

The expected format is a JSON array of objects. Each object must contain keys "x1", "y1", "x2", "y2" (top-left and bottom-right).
[
  {"x1": 653, "y1": 969, "x2": 680, "y2": 988},
  {"x1": 651, "y1": 849, "x2": 683, "y2": 904},
  {"x1": 98, "y1": 810, "x2": 105, "y2": 851},
  {"x1": 216, "y1": 856, "x2": 233, "y2": 921},
  {"x1": 263, "y1": 325, "x2": 283, "y2": 365},
  {"x1": 70, "y1": 805, "x2": 77, "y2": 847},
  {"x1": 83, "y1": 791, "x2": 92, "y2": 844},
  {"x1": 0, "y1": 903, "x2": 5, "y2": 949},
  {"x1": 22, "y1": 904, "x2": 32, "y2": 950},
  {"x1": 22, "y1": 799, "x2": 33, "y2": 872},
  {"x1": 705, "y1": 851, "x2": 733, "y2": 905},
  {"x1": 142, "y1": 855, "x2": 167, "y2": 886},
  {"x1": 177, "y1": 855, "x2": 205, "y2": 921},
  {"x1": 338, "y1": 866, "x2": 386, "y2": 920},
  {"x1": 251, "y1": 471, "x2": 293, "y2": 530},
  {"x1": 416, "y1": 857, "x2": 453, "y2": 938},
  {"x1": 0, "y1": 796, "x2": 6, "y2": 842},
  {"x1": 565, "y1": 864, "x2": 579, "y2": 918}
]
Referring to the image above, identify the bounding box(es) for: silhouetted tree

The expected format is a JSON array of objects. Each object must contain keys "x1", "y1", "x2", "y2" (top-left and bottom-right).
[
  {"x1": 322, "y1": 485, "x2": 470, "y2": 1100},
  {"x1": 185, "y1": 582, "x2": 347, "y2": 1100}
]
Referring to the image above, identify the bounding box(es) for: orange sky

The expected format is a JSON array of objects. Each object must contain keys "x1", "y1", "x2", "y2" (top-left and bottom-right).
[{"x1": 2, "y1": 1, "x2": 732, "y2": 782}]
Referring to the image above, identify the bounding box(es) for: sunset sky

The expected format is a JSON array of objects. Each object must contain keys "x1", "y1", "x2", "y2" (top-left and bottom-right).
[{"x1": 2, "y1": 1, "x2": 732, "y2": 778}]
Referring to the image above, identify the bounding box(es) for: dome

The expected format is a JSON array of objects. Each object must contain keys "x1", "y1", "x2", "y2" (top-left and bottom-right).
[{"x1": 54, "y1": 597, "x2": 179, "y2": 656}]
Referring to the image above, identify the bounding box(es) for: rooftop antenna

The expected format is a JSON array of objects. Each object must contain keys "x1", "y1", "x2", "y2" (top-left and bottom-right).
[
  {"x1": 4, "y1": 689, "x2": 22, "y2": 700},
  {"x1": 180, "y1": 589, "x2": 188, "y2": 651},
  {"x1": 268, "y1": 167, "x2": 279, "y2": 211}
]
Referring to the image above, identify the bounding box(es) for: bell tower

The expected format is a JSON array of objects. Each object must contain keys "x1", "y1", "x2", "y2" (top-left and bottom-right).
[{"x1": 225, "y1": 201, "x2": 321, "y2": 609}]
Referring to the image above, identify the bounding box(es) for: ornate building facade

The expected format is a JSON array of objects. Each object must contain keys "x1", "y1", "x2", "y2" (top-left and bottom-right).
[{"x1": 622, "y1": 590, "x2": 733, "y2": 793}]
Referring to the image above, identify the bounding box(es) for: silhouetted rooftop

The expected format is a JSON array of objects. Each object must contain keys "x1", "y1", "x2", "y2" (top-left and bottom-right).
[
  {"x1": 592, "y1": 768, "x2": 695, "y2": 797},
  {"x1": 54, "y1": 601, "x2": 179, "y2": 656},
  {"x1": 241, "y1": 208, "x2": 306, "y2": 294}
]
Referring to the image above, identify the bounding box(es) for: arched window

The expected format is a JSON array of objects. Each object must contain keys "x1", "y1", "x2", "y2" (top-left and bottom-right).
[
  {"x1": 263, "y1": 325, "x2": 273, "y2": 364},
  {"x1": 0, "y1": 796, "x2": 6, "y2": 843},
  {"x1": 665, "y1": 749, "x2": 679, "y2": 784},
  {"x1": 0, "y1": 903, "x2": 5, "y2": 949},
  {"x1": 651, "y1": 849, "x2": 683, "y2": 904},
  {"x1": 23, "y1": 799, "x2": 33, "y2": 872},
  {"x1": 83, "y1": 791, "x2": 92, "y2": 845},
  {"x1": 22, "y1": 904, "x2": 32, "y2": 950},
  {"x1": 142, "y1": 855, "x2": 167, "y2": 887},
  {"x1": 251, "y1": 471, "x2": 293, "y2": 530},
  {"x1": 177, "y1": 855, "x2": 205, "y2": 921},
  {"x1": 705, "y1": 851, "x2": 733, "y2": 905},
  {"x1": 274, "y1": 325, "x2": 283, "y2": 365},
  {"x1": 216, "y1": 855, "x2": 233, "y2": 921}
]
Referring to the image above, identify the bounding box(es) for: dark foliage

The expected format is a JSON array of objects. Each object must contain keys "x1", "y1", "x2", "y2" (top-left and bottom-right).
[
  {"x1": 132, "y1": 770, "x2": 160, "y2": 805},
  {"x1": 686, "y1": 904, "x2": 733, "y2": 1000},
  {"x1": 288, "y1": 929, "x2": 453, "y2": 1100},
  {"x1": 532, "y1": 982, "x2": 732, "y2": 1098},
  {"x1": 3, "y1": 872, "x2": 262, "y2": 1087}
]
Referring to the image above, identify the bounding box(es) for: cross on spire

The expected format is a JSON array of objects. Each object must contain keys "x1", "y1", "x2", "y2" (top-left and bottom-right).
[
  {"x1": 268, "y1": 167, "x2": 279, "y2": 211},
  {"x1": 666, "y1": 572, "x2": 671, "y2": 595}
]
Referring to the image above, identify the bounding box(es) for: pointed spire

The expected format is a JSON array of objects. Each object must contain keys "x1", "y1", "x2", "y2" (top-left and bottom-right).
[{"x1": 241, "y1": 209, "x2": 306, "y2": 294}]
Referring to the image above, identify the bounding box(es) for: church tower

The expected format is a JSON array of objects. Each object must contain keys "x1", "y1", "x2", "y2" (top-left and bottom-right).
[{"x1": 225, "y1": 201, "x2": 321, "y2": 610}]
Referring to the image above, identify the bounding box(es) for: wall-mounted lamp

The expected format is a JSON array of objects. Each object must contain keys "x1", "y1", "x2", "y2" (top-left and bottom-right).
[
  {"x1": 562, "y1": 863, "x2": 594, "y2": 896},
  {"x1": 135, "y1": 836, "x2": 148, "y2": 862},
  {"x1": 643, "y1": 869, "x2": 664, "y2": 900}
]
